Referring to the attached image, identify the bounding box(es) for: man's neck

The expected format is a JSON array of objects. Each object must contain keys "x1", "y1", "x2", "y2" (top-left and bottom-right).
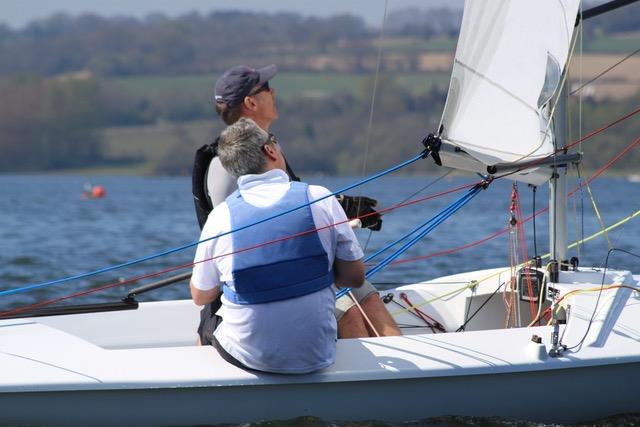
[
  {"x1": 241, "y1": 112, "x2": 270, "y2": 132},
  {"x1": 253, "y1": 117, "x2": 270, "y2": 132},
  {"x1": 262, "y1": 165, "x2": 285, "y2": 174}
]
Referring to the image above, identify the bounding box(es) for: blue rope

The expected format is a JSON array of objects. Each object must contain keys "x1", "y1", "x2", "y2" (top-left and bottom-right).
[
  {"x1": 335, "y1": 185, "x2": 483, "y2": 300},
  {"x1": 1, "y1": 151, "x2": 428, "y2": 298},
  {"x1": 365, "y1": 186, "x2": 481, "y2": 278},
  {"x1": 363, "y1": 188, "x2": 474, "y2": 263}
]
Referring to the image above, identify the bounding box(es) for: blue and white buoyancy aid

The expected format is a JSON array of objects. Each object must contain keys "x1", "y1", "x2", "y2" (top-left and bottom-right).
[{"x1": 222, "y1": 182, "x2": 333, "y2": 304}]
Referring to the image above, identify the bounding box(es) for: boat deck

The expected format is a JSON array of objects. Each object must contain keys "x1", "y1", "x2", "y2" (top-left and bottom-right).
[{"x1": 1, "y1": 268, "x2": 638, "y2": 392}]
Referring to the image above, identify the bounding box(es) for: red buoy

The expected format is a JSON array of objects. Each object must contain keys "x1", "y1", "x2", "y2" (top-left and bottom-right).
[{"x1": 91, "y1": 185, "x2": 106, "y2": 199}]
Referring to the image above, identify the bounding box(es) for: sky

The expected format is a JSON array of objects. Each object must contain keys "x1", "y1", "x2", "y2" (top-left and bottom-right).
[{"x1": 1, "y1": 0, "x2": 463, "y2": 29}]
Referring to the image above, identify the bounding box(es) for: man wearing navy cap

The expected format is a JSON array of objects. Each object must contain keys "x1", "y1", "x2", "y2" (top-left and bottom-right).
[
  {"x1": 214, "y1": 64, "x2": 279, "y2": 128},
  {"x1": 192, "y1": 64, "x2": 401, "y2": 346}
]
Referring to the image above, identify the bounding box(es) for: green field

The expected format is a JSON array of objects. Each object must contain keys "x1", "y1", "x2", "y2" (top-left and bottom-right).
[
  {"x1": 99, "y1": 71, "x2": 452, "y2": 174},
  {"x1": 101, "y1": 120, "x2": 210, "y2": 156},
  {"x1": 584, "y1": 34, "x2": 640, "y2": 53},
  {"x1": 377, "y1": 36, "x2": 458, "y2": 53},
  {"x1": 107, "y1": 71, "x2": 452, "y2": 104},
  {"x1": 99, "y1": 119, "x2": 217, "y2": 172}
]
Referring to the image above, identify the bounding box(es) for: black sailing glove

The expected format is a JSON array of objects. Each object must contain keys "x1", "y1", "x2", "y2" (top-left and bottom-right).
[{"x1": 336, "y1": 195, "x2": 383, "y2": 231}]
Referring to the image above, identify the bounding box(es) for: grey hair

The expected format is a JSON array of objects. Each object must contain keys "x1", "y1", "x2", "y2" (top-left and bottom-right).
[{"x1": 218, "y1": 117, "x2": 269, "y2": 177}]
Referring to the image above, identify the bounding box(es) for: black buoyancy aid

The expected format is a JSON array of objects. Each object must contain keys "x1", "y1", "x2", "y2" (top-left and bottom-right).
[
  {"x1": 192, "y1": 138, "x2": 219, "y2": 230},
  {"x1": 191, "y1": 135, "x2": 301, "y2": 230}
]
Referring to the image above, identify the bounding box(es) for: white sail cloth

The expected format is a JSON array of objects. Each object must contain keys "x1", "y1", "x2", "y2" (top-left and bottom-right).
[{"x1": 439, "y1": 0, "x2": 581, "y2": 184}]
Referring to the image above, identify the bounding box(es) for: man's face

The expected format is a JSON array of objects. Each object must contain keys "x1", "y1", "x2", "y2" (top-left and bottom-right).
[
  {"x1": 248, "y1": 83, "x2": 278, "y2": 123},
  {"x1": 262, "y1": 133, "x2": 286, "y2": 172}
]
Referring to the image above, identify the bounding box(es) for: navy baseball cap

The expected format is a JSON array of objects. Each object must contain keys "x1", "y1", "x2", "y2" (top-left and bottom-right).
[{"x1": 214, "y1": 64, "x2": 277, "y2": 109}]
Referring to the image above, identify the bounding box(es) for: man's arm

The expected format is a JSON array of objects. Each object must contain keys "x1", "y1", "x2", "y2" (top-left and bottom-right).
[
  {"x1": 333, "y1": 258, "x2": 365, "y2": 289},
  {"x1": 190, "y1": 280, "x2": 221, "y2": 306}
]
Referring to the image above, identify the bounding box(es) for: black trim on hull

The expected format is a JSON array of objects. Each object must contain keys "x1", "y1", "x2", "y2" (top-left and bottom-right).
[{"x1": 0, "y1": 299, "x2": 139, "y2": 319}]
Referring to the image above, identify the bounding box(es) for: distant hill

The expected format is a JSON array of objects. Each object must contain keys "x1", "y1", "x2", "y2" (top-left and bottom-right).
[{"x1": 0, "y1": 6, "x2": 637, "y2": 78}]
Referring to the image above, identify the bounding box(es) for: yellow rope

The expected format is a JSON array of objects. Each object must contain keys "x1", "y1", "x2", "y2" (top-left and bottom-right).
[
  {"x1": 388, "y1": 207, "x2": 640, "y2": 318},
  {"x1": 571, "y1": 166, "x2": 583, "y2": 258},
  {"x1": 583, "y1": 181, "x2": 613, "y2": 249},
  {"x1": 389, "y1": 282, "x2": 476, "y2": 317},
  {"x1": 564, "y1": 208, "x2": 640, "y2": 252},
  {"x1": 553, "y1": 285, "x2": 640, "y2": 317}
]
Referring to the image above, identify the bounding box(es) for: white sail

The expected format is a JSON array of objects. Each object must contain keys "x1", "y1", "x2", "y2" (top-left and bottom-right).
[{"x1": 439, "y1": 0, "x2": 581, "y2": 184}]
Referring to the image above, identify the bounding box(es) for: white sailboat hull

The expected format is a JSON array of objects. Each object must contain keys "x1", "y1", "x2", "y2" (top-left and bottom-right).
[
  {"x1": 2, "y1": 362, "x2": 638, "y2": 426},
  {"x1": 1, "y1": 268, "x2": 639, "y2": 425}
]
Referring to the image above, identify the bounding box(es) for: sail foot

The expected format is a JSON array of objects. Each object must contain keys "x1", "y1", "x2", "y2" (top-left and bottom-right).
[{"x1": 439, "y1": 142, "x2": 581, "y2": 186}]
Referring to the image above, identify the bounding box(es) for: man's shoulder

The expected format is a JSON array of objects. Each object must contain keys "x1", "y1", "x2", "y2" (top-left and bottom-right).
[
  {"x1": 306, "y1": 183, "x2": 332, "y2": 199},
  {"x1": 305, "y1": 184, "x2": 344, "y2": 221},
  {"x1": 202, "y1": 201, "x2": 231, "y2": 236}
]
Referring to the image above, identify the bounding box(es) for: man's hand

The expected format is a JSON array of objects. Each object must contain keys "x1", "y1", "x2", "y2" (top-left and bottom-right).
[{"x1": 337, "y1": 195, "x2": 382, "y2": 231}]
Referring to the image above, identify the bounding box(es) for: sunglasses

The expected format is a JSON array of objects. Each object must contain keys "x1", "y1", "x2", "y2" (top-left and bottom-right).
[
  {"x1": 263, "y1": 133, "x2": 277, "y2": 146},
  {"x1": 261, "y1": 133, "x2": 279, "y2": 154},
  {"x1": 249, "y1": 81, "x2": 270, "y2": 96}
]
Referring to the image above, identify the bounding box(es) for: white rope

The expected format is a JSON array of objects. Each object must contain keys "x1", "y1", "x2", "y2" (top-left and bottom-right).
[{"x1": 348, "y1": 290, "x2": 380, "y2": 337}]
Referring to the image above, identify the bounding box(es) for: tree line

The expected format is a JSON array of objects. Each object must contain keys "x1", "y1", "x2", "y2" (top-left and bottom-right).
[
  {"x1": 1, "y1": 5, "x2": 637, "y2": 78},
  {"x1": 0, "y1": 7, "x2": 638, "y2": 174},
  {"x1": 0, "y1": 76, "x2": 103, "y2": 171},
  {"x1": 0, "y1": 12, "x2": 391, "y2": 77},
  {"x1": 0, "y1": 71, "x2": 638, "y2": 175}
]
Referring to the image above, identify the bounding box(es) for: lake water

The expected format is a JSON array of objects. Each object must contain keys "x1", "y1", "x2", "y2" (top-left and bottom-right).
[{"x1": 1, "y1": 174, "x2": 639, "y2": 426}]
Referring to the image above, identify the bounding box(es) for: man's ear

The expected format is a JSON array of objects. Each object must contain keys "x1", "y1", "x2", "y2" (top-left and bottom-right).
[
  {"x1": 262, "y1": 143, "x2": 279, "y2": 161},
  {"x1": 242, "y1": 96, "x2": 258, "y2": 112}
]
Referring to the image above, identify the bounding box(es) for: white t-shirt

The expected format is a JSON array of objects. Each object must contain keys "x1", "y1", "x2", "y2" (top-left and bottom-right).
[{"x1": 192, "y1": 169, "x2": 363, "y2": 373}]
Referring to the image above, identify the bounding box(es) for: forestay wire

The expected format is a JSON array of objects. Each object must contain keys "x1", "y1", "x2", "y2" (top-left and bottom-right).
[
  {"x1": 358, "y1": 0, "x2": 389, "y2": 252},
  {"x1": 359, "y1": 0, "x2": 389, "y2": 191},
  {"x1": 570, "y1": 47, "x2": 640, "y2": 96}
]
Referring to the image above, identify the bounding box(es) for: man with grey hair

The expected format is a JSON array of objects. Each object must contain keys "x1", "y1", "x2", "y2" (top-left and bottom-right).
[
  {"x1": 190, "y1": 118, "x2": 366, "y2": 373},
  {"x1": 192, "y1": 64, "x2": 401, "y2": 341}
]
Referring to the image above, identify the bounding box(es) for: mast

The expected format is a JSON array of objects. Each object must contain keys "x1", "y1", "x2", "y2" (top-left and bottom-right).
[
  {"x1": 548, "y1": 0, "x2": 640, "y2": 265},
  {"x1": 549, "y1": 84, "x2": 569, "y2": 264}
]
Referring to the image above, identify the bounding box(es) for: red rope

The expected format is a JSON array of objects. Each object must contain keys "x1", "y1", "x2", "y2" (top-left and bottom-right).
[
  {"x1": 0, "y1": 181, "x2": 481, "y2": 318},
  {"x1": 390, "y1": 110, "x2": 640, "y2": 270},
  {"x1": 565, "y1": 106, "x2": 640, "y2": 151},
  {"x1": 505, "y1": 228, "x2": 517, "y2": 328},
  {"x1": 399, "y1": 292, "x2": 445, "y2": 333},
  {"x1": 513, "y1": 186, "x2": 537, "y2": 319},
  {"x1": 388, "y1": 134, "x2": 640, "y2": 268},
  {"x1": 569, "y1": 136, "x2": 640, "y2": 195},
  {"x1": 388, "y1": 227, "x2": 510, "y2": 266},
  {"x1": 498, "y1": 105, "x2": 640, "y2": 180}
]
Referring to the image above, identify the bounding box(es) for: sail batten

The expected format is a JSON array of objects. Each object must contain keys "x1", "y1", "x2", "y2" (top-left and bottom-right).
[{"x1": 439, "y1": 0, "x2": 581, "y2": 184}]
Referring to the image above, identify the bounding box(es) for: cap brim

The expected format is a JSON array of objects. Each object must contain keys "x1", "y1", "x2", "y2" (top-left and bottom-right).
[{"x1": 257, "y1": 64, "x2": 277, "y2": 85}]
